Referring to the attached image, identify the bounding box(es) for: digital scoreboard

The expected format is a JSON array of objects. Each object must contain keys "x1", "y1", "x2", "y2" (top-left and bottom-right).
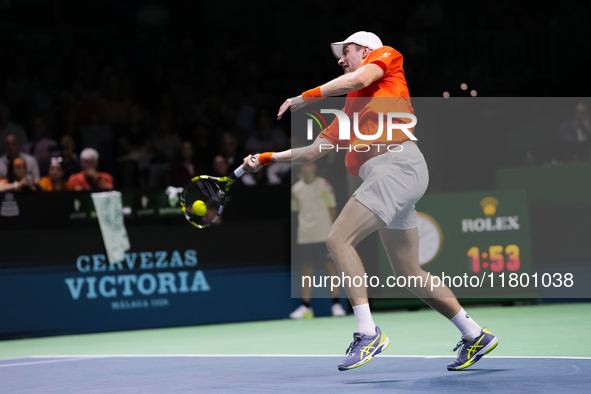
[{"x1": 378, "y1": 189, "x2": 536, "y2": 299}]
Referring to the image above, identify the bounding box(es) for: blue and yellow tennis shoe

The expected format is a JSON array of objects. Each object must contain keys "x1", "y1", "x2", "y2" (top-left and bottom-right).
[
  {"x1": 338, "y1": 326, "x2": 390, "y2": 371},
  {"x1": 447, "y1": 328, "x2": 498, "y2": 371}
]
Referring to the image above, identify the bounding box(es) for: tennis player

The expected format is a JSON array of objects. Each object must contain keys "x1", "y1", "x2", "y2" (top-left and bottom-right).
[{"x1": 243, "y1": 31, "x2": 498, "y2": 371}]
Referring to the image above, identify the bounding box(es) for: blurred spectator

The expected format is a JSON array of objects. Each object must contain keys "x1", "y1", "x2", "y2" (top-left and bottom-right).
[
  {"x1": 39, "y1": 157, "x2": 74, "y2": 191},
  {"x1": 219, "y1": 133, "x2": 242, "y2": 168},
  {"x1": 59, "y1": 135, "x2": 82, "y2": 179},
  {"x1": 116, "y1": 104, "x2": 153, "y2": 188},
  {"x1": 560, "y1": 103, "x2": 591, "y2": 142},
  {"x1": 146, "y1": 115, "x2": 180, "y2": 188},
  {"x1": 5, "y1": 59, "x2": 32, "y2": 118},
  {"x1": 79, "y1": 112, "x2": 112, "y2": 160},
  {"x1": 558, "y1": 102, "x2": 591, "y2": 161},
  {"x1": 191, "y1": 123, "x2": 215, "y2": 170},
  {"x1": 0, "y1": 133, "x2": 40, "y2": 182},
  {"x1": 152, "y1": 115, "x2": 181, "y2": 162},
  {"x1": 0, "y1": 157, "x2": 38, "y2": 192},
  {"x1": 138, "y1": 64, "x2": 167, "y2": 115},
  {"x1": 171, "y1": 141, "x2": 205, "y2": 187},
  {"x1": 212, "y1": 155, "x2": 229, "y2": 177},
  {"x1": 117, "y1": 105, "x2": 150, "y2": 157},
  {"x1": 136, "y1": 1, "x2": 169, "y2": 32},
  {"x1": 22, "y1": 116, "x2": 57, "y2": 176},
  {"x1": 245, "y1": 112, "x2": 287, "y2": 154},
  {"x1": 68, "y1": 148, "x2": 114, "y2": 191},
  {"x1": 157, "y1": 93, "x2": 176, "y2": 120},
  {"x1": 289, "y1": 161, "x2": 343, "y2": 319},
  {"x1": 59, "y1": 81, "x2": 97, "y2": 131},
  {"x1": 411, "y1": 0, "x2": 444, "y2": 29},
  {"x1": 235, "y1": 98, "x2": 257, "y2": 131},
  {"x1": 0, "y1": 102, "x2": 28, "y2": 157},
  {"x1": 187, "y1": 102, "x2": 213, "y2": 129},
  {"x1": 97, "y1": 75, "x2": 132, "y2": 125}
]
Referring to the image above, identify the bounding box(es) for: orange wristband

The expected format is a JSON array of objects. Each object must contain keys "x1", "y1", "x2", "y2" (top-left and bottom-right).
[
  {"x1": 258, "y1": 152, "x2": 275, "y2": 166},
  {"x1": 302, "y1": 86, "x2": 323, "y2": 104}
]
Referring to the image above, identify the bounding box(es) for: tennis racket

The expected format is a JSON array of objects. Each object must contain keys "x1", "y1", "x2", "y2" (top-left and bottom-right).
[{"x1": 180, "y1": 157, "x2": 255, "y2": 228}]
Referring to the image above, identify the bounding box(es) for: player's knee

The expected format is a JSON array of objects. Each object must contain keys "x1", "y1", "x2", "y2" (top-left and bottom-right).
[
  {"x1": 325, "y1": 230, "x2": 344, "y2": 254},
  {"x1": 325, "y1": 233, "x2": 337, "y2": 254}
]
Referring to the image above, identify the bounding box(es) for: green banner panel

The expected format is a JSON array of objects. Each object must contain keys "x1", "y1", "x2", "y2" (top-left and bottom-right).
[{"x1": 497, "y1": 162, "x2": 591, "y2": 207}]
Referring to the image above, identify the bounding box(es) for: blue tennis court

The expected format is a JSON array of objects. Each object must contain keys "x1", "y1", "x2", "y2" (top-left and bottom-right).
[
  {"x1": 2, "y1": 355, "x2": 590, "y2": 393},
  {"x1": 2, "y1": 304, "x2": 591, "y2": 393}
]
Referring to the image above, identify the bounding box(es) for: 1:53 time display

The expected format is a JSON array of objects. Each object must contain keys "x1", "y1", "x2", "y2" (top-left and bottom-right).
[{"x1": 467, "y1": 245, "x2": 520, "y2": 273}]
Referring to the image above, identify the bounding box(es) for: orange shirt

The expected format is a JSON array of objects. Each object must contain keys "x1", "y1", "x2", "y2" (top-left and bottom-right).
[
  {"x1": 68, "y1": 171, "x2": 114, "y2": 191},
  {"x1": 319, "y1": 46, "x2": 415, "y2": 176},
  {"x1": 39, "y1": 176, "x2": 74, "y2": 191}
]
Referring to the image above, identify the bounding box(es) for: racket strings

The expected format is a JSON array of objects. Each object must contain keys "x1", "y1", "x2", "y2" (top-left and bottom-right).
[
  {"x1": 182, "y1": 178, "x2": 226, "y2": 227},
  {"x1": 181, "y1": 170, "x2": 242, "y2": 229},
  {"x1": 196, "y1": 179, "x2": 224, "y2": 204}
]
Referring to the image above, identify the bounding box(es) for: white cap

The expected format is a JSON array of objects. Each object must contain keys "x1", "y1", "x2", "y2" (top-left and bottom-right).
[{"x1": 331, "y1": 31, "x2": 383, "y2": 59}]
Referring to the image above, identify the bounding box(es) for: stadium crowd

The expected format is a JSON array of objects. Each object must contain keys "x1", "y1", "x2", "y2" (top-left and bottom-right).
[{"x1": 0, "y1": 0, "x2": 588, "y2": 193}]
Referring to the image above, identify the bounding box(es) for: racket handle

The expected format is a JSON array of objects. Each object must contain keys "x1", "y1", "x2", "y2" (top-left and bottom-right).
[
  {"x1": 232, "y1": 166, "x2": 245, "y2": 179},
  {"x1": 232, "y1": 155, "x2": 258, "y2": 179}
]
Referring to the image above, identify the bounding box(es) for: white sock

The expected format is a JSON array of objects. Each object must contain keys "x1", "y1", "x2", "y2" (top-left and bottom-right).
[
  {"x1": 450, "y1": 308, "x2": 482, "y2": 340},
  {"x1": 353, "y1": 303, "x2": 376, "y2": 336}
]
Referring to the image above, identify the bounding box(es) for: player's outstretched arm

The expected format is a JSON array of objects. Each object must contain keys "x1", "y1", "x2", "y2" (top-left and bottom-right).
[
  {"x1": 242, "y1": 136, "x2": 332, "y2": 173},
  {"x1": 312, "y1": 63, "x2": 384, "y2": 97},
  {"x1": 277, "y1": 63, "x2": 384, "y2": 120}
]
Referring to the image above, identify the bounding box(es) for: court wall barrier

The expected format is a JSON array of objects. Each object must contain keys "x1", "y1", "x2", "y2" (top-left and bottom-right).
[{"x1": 0, "y1": 187, "x2": 299, "y2": 339}]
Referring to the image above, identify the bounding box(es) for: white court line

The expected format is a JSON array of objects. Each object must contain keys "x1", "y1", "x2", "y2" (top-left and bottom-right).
[
  {"x1": 0, "y1": 357, "x2": 106, "y2": 368},
  {"x1": 29, "y1": 354, "x2": 591, "y2": 360}
]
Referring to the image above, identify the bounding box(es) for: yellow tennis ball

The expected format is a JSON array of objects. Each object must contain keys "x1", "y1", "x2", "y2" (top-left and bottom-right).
[{"x1": 192, "y1": 200, "x2": 207, "y2": 216}]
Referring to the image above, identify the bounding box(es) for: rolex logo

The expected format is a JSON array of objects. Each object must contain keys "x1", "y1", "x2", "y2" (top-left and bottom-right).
[
  {"x1": 74, "y1": 198, "x2": 81, "y2": 212},
  {"x1": 480, "y1": 197, "x2": 498, "y2": 217},
  {"x1": 463, "y1": 196, "x2": 517, "y2": 233},
  {"x1": 141, "y1": 195, "x2": 149, "y2": 209}
]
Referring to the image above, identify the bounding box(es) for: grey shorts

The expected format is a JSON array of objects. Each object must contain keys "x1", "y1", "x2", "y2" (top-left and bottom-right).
[{"x1": 354, "y1": 142, "x2": 429, "y2": 230}]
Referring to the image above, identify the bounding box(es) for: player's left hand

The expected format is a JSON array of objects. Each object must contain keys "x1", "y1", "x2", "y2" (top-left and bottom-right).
[
  {"x1": 243, "y1": 154, "x2": 263, "y2": 173},
  {"x1": 277, "y1": 96, "x2": 306, "y2": 120}
]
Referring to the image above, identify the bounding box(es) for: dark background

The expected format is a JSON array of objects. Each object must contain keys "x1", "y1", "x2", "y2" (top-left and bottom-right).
[{"x1": 1, "y1": 0, "x2": 590, "y2": 194}]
